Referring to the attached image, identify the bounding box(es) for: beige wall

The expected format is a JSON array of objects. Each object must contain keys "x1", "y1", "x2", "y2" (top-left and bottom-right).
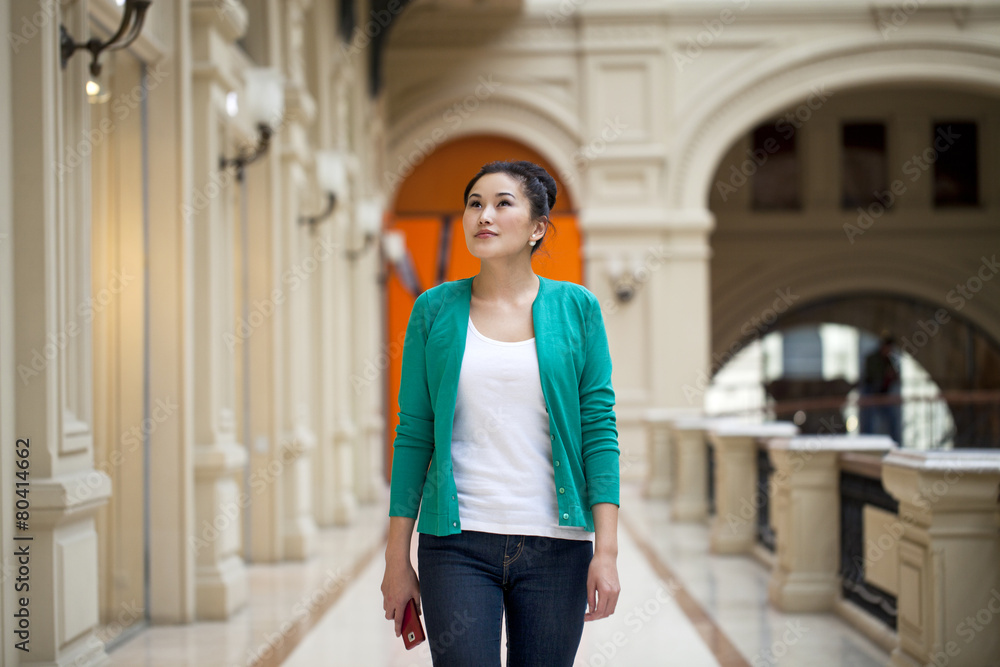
[
  {"x1": 383, "y1": 2, "x2": 1000, "y2": 474},
  {"x1": 2, "y1": 0, "x2": 999, "y2": 658},
  {"x1": 710, "y1": 88, "x2": 1000, "y2": 368}
]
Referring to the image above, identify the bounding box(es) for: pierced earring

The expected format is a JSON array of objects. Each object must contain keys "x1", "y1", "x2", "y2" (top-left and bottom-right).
[{"x1": 529, "y1": 240, "x2": 536, "y2": 247}]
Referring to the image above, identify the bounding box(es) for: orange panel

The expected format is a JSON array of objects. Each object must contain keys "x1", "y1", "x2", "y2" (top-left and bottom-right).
[{"x1": 385, "y1": 135, "x2": 582, "y2": 480}]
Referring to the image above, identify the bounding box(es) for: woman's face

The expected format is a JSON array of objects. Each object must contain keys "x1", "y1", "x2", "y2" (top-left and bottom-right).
[{"x1": 463, "y1": 172, "x2": 544, "y2": 261}]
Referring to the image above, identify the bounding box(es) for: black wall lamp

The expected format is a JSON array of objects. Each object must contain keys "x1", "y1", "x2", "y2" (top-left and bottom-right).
[
  {"x1": 220, "y1": 68, "x2": 285, "y2": 182},
  {"x1": 606, "y1": 254, "x2": 646, "y2": 303},
  {"x1": 299, "y1": 151, "x2": 347, "y2": 229},
  {"x1": 61, "y1": 0, "x2": 152, "y2": 76},
  {"x1": 345, "y1": 200, "x2": 382, "y2": 260}
]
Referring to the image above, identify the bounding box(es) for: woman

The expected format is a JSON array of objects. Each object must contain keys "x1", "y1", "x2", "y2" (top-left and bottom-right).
[{"x1": 381, "y1": 160, "x2": 621, "y2": 667}]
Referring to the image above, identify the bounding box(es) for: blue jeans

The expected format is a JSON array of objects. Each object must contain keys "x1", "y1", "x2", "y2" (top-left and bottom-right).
[{"x1": 417, "y1": 531, "x2": 592, "y2": 667}]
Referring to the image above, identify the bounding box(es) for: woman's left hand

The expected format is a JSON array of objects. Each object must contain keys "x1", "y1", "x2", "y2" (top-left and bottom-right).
[{"x1": 585, "y1": 550, "x2": 620, "y2": 621}]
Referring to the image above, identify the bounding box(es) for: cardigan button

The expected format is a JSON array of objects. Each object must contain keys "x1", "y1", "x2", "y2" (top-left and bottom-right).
[
  {"x1": 559, "y1": 487, "x2": 565, "y2": 494},
  {"x1": 452, "y1": 521, "x2": 457, "y2": 527},
  {"x1": 562, "y1": 513, "x2": 569, "y2": 520},
  {"x1": 550, "y1": 434, "x2": 555, "y2": 441},
  {"x1": 554, "y1": 460, "x2": 560, "y2": 467}
]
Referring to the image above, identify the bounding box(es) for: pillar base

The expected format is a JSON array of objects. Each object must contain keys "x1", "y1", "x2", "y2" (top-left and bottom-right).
[
  {"x1": 709, "y1": 517, "x2": 756, "y2": 554},
  {"x1": 671, "y1": 498, "x2": 708, "y2": 522},
  {"x1": 22, "y1": 633, "x2": 111, "y2": 667},
  {"x1": 194, "y1": 441, "x2": 248, "y2": 619},
  {"x1": 768, "y1": 571, "x2": 839, "y2": 612},
  {"x1": 195, "y1": 555, "x2": 247, "y2": 620}
]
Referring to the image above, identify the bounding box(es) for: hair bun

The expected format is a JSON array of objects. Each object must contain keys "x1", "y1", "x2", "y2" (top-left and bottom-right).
[{"x1": 521, "y1": 162, "x2": 557, "y2": 211}]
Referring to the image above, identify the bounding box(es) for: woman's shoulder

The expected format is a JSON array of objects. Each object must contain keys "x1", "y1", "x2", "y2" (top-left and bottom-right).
[
  {"x1": 539, "y1": 276, "x2": 600, "y2": 307},
  {"x1": 412, "y1": 277, "x2": 473, "y2": 314}
]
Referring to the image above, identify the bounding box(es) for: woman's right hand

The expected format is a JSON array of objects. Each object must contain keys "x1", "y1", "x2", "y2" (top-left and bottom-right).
[{"x1": 381, "y1": 557, "x2": 421, "y2": 637}]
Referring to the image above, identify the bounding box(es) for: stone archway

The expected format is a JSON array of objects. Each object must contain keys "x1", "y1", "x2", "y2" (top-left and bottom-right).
[
  {"x1": 385, "y1": 87, "x2": 584, "y2": 206},
  {"x1": 668, "y1": 35, "x2": 1000, "y2": 212}
]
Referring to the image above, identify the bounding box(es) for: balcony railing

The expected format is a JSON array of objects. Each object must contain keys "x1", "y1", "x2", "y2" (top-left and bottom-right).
[
  {"x1": 756, "y1": 443, "x2": 776, "y2": 552},
  {"x1": 838, "y1": 455, "x2": 899, "y2": 630},
  {"x1": 710, "y1": 390, "x2": 1000, "y2": 449}
]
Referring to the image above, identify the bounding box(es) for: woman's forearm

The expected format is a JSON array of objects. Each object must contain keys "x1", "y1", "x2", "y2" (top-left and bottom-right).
[
  {"x1": 385, "y1": 515, "x2": 417, "y2": 564},
  {"x1": 592, "y1": 502, "x2": 619, "y2": 557}
]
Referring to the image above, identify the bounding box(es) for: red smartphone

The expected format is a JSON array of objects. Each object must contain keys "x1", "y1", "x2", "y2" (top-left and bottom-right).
[{"x1": 401, "y1": 598, "x2": 425, "y2": 650}]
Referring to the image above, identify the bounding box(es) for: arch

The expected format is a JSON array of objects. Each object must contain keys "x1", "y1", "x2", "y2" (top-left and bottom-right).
[
  {"x1": 669, "y1": 34, "x2": 1000, "y2": 212},
  {"x1": 385, "y1": 86, "x2": 584, "y2": 207},
  {"x1": 710, "y1": 248, "x2": 1000, "y2": 362}
]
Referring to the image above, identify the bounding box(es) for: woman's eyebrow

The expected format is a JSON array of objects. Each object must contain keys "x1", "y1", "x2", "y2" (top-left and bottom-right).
[{"x1": 468, "y1": 191, "x2": 517, "y2": 199}]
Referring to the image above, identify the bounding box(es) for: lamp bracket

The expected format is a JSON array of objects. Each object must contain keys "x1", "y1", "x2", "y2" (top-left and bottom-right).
[
  {"x1": 220, "y1": 123, "x2": 274, "y2": 182},
  {"x1": 299, "y1": 192, "x2": 338, "y2": 230},
  {"x1": 60, "y1": 0, "x2": 152, "y2": 76}
]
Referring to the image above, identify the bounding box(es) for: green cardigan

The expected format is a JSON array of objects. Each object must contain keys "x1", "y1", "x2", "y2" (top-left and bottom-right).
[{"x1": 388, "y1": 275, "x2": 620, "y2": 536}]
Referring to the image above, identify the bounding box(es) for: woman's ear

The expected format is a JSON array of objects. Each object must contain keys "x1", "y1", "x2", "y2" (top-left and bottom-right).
[{"x1": 533, "y1": 216, "x2": 549, "y2": 241}]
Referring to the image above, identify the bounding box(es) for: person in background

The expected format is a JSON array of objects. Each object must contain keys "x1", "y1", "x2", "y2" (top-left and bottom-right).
[{"x1": 861, "y1": 332, "x2": 901, "y2": 445}]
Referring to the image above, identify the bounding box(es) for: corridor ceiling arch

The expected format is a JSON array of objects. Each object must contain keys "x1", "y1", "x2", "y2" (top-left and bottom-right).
[{"x1": 668, "y1": 34, "x2": 1000, "y2": 212}]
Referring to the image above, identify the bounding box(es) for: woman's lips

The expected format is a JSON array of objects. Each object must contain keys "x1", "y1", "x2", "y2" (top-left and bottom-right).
[{"x1": 475, "y1": 231, "x2": 497, "y2": 238}]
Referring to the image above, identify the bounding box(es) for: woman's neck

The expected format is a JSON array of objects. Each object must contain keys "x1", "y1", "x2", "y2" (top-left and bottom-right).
[{"x1": 472, "y1": 260, "x2": 539, "y2": 302}]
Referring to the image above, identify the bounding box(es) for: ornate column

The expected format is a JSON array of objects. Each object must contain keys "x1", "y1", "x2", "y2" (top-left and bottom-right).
[
  {"x1": 305, "y1": 0, "x2": 357, "y2": 526},
  {"x1": 644, "y1": 408, "x2": 699, "y2": 499},
  {"x1": 767, "y1": 435, "x2": 894, "y2": 613},
  {"x1": 8, "y1": 2, "x2": 111, "y2": 663},
  {"x1": 882, "y1": 451, "x2": 1000, "y2": 667},
  {"x1": 189, "y1": 2, "x2": 248, "y2": 618},
  {"x1": 707, "y1": 422, "x2": 798, "y2": 554},
  {"x1": 668, "y1": 418, "x2": 714, "y2": 522},
  {"x1": 275, "y1": 0, "x2": 319, "y2": 558}
]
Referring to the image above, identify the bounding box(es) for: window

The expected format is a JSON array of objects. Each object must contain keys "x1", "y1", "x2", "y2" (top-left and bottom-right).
[
  {"x1": 842, "y1": 123, "x2": 888, "y2": 210},
  {"x1": 752, "y1": 123, "x2": 801, "y2": 211},
  {"x1": 933, "y1": 122, "x2": 978, "y2": 207}
]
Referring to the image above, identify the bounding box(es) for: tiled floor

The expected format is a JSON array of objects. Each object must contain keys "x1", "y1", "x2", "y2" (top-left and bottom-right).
[{"x1": 108, "y1": 483, "x2": 892, "y2": 666}]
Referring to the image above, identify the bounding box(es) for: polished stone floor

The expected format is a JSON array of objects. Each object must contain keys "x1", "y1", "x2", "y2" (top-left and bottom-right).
[{"x1": 108, "y1": 483, "x2": 891, "y2": 666}]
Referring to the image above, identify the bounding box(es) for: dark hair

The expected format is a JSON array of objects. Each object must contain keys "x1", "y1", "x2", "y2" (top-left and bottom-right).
[{"x1": 463, "y1": 160, "x2": 557, "y2": 255}]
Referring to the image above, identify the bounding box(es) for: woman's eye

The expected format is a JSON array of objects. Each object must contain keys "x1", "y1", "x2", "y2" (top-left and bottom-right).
[
  {"x1": 469, "y1": 201, "x2": 481, "y2": 208},
  {"x1": 498, "y1": 200, "x2": 510, "y2": 206}
]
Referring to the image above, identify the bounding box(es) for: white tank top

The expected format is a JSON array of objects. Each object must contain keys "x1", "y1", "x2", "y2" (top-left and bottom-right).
[{"x1": 450, "y1": 316, "x2": 591, "y2": 541}]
